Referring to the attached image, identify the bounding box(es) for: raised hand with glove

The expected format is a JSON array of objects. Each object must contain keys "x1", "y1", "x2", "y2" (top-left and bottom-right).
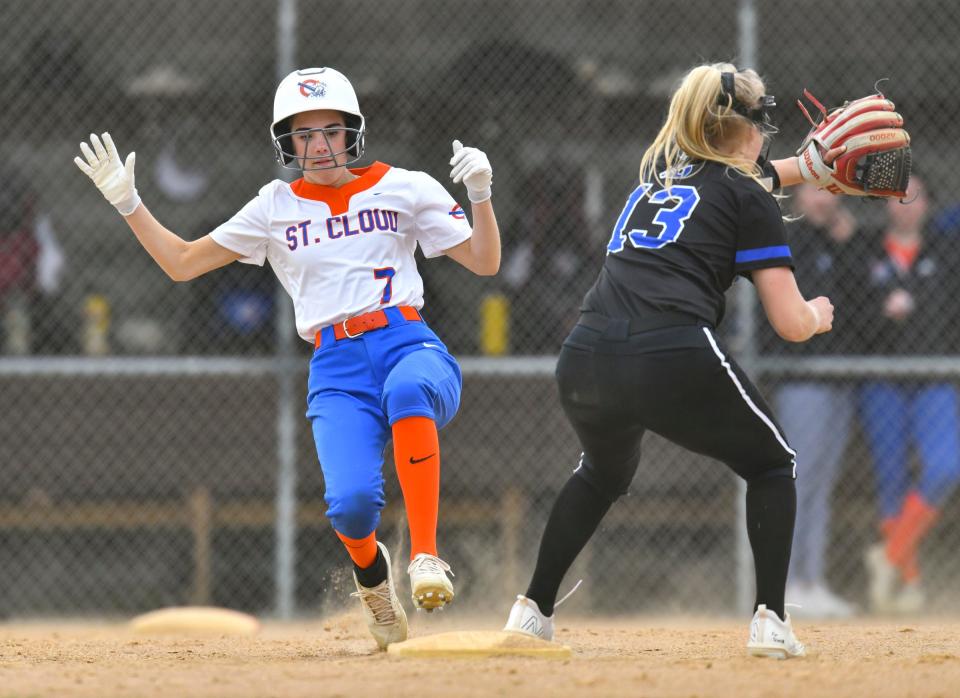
[
  {"x1": 74, "y1": 132, "x2": 141, "y2": 216},
  {"x1": 449, "y1": 139, "x2": 493, "y2": 204},
  {"x1": 442, "y1": 139, "x2": 500, "y2": 275},
  {"x1": 72, "y1": 131, "x2": 239, "y2": 280},
  {"x1": 795, "y1": 89, "x2": 911, "y2": 199}
]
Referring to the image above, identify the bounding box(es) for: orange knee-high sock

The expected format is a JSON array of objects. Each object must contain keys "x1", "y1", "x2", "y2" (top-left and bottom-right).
[
  {"x1": 392, "y1": 416, "x2": 440, "y2": 559},
  {"x1": 880, "y1": 516, "x2": 898, "y2": 542},
  {"x1": 902, "y1": 551, "x2": 920, "y2": 583},
  {"x1": 336, "y1": 530, "x2": 379, "y2": 569},
  {"x1": 886, "y1": 491, "x2": 939, "y2": 581},
  {"x1": 881, "y1": 514, "x2": 918, "y2": 581}
]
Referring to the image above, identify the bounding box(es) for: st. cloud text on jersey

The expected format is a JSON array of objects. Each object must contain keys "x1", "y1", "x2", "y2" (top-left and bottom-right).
[{"x1": 285, "y1": 208, "x2": 400, "y2": 250}]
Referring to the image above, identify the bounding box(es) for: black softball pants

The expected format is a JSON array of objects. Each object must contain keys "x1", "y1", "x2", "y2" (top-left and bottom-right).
[
  {"x1": 524, "y1": 322, "x2": 797, "y2": 618},
  {"x1": 555, "y1": 323, "x2": 796, "y2": 496}
]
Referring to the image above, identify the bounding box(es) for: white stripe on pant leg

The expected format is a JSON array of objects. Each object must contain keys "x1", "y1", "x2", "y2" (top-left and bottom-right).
[
  {"x1": 702, "y1": 328, "x2": 797, "y2": 476},
  {"x1": 573, "y1": 452, "x2": 585, "y2": 474}
]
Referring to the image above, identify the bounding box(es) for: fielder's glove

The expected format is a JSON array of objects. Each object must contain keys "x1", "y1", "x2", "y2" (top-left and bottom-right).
[
  {"x1": 450, "y1": 140, "x2": 492, "y2": 204},
  {"x1": 795, "y1": 89, "x2": 911, "y2": 199},
  {"x1": 74, "y1": 132, "x2": 141, "y2": 216}
]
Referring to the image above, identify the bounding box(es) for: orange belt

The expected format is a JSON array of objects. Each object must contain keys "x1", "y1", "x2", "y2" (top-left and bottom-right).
[{"x1": 315, "y1": 306, "x2": 422, "y2": 348}]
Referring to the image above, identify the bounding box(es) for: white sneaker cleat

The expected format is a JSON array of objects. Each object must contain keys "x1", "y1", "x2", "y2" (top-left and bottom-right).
[
  {"x1": 809, "y1": 582, "x2": 855, "y2": 618},
  {"x1": 865, "y1": 544, "x2": 898, "y2": 614},
  {"x1": 784, "y1": 583, "x2": 816, "y2": 617},
  {"x1": 503, "y1": 581, "x2": 580, "y2": 643},
  {"x1": 789, "y1": 582, "x2": 855, "y2": 619},
  {"x1": 350, "y1": 542, "x2": 408, "y2": 650},
  {"x1": 747, "y1": 604, "x2": 806, "y2": 659},
  {"x1": 503, "y1": 595, "x2": 554, "y2": 641},
  {"x1": 893, "y1": 581, "x2": 926, "y2": 614},
  {"x1": 407, "y1": 553, "x2": 454, "y2": 612}
]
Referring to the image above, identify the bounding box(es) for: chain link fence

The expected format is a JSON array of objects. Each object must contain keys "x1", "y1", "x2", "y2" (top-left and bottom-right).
[{"x1": 1, "y1": 0, "x2": 959, "y2": 621}]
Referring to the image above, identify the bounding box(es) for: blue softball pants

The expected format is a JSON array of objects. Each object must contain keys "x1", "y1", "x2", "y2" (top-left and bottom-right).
[
  {"x1": 859, "y1": 381, "x2": 960, "y2": 518},
  {"x1": 305, "y1": 306, "x2": 462, "y2": 539},
  {"x1": 776, "y1": 382, "x2": 854, "y2": 586}
]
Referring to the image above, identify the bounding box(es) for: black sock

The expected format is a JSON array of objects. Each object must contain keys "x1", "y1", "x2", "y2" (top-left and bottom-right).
[
  {"x1": 746, "y1": 475, "x2": 796, "y2": 620},
  {"x1": 354, "y1": 547, "x2": 388, "y2": 588},
  {"x1": 525, "y1": 474, "x2": 614, "y2": 616}
]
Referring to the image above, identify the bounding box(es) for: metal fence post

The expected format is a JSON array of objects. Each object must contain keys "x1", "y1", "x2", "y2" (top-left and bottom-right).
[
  {"x1": 736, "y1": 0, "x2": 759, "y2": 617},
  {"x1": 273, "y1": 0, "x2": 299, "y2": 620}
]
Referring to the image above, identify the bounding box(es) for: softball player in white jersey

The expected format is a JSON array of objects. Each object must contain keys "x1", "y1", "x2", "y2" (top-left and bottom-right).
[{"x1": 74, "y1": 67, "x2": 501, "y2": 650}]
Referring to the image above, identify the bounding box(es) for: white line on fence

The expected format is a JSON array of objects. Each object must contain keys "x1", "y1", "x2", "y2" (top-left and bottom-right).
[{"x1": 3, "y1": 355, "x2": 960, "y2": 377}]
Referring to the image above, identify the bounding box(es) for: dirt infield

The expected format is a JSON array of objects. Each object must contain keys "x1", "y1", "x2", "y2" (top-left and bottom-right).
[{"x1": 2, "y1": 612, "x2": 959, "y2": 698}]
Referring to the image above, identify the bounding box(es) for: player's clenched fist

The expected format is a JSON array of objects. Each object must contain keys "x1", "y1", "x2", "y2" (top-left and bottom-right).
[
  {"x1": 808, "y1": 295, "x2": 835, "y2": 334},
  {"x1": 449, "y1": 140, "x2": 492, "y2": 204},
  {"x1": 74, "y1": 132, "x2": 141, "y2": 216}
]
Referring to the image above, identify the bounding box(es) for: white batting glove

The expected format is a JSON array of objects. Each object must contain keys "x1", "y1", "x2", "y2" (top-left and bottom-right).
[
  {"x1": 450, "y1": 140, "x2": 492, "y2": 204},
  {"x1": 74, "y1": 132, "x2": 141, "y2": 216}
]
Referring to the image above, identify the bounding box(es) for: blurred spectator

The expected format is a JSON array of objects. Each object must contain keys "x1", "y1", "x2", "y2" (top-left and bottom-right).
[
  {"x1": 761, "y1": 184, "x2": 865, "y2": 617},
  {"x1": 0, "y1": 166, "x2": 69, "y2": 355},
  {"x1": 859, "y1": 175, "x2": 960, "y2": 613},
  {"x1": 500, "y1": 162, "x2": 599, "y2": 353}
]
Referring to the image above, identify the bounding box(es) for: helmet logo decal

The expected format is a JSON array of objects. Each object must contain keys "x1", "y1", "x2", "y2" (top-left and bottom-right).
[{"x1": 298, "y1": 80, "x2": 328, "y2": 98}]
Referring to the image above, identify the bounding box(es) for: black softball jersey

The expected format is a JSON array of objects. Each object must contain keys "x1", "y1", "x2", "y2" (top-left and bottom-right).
[
  {"x1": 582, "y1": 160, "x2": 791, "y2": 328},
  {"x1": 557, "y1": 158, "x2": 799, "y2": 492}
]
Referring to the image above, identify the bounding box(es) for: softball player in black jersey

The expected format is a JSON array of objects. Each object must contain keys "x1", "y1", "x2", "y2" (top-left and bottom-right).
[{"x1": 503, "y1": 63, "x2": 837, "y2": 659}]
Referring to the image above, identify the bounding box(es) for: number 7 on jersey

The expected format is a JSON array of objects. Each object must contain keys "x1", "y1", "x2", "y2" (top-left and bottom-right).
[{"x1": 374, "y1": 267, "x2": 396, "y2": 304}]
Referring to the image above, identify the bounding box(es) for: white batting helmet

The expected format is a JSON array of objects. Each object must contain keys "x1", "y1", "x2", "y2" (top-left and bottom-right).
[{"x1": 270, "y1": 67, "x2": 366, "y2": 169}]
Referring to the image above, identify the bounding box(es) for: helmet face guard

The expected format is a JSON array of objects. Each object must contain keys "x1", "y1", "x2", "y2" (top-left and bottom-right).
[
  {"x1": 271, "y1": 116, "x2": 366, "y2": 171},
  {"x1": 270, "y1": 67, "x2": 366, "y2": 171}
]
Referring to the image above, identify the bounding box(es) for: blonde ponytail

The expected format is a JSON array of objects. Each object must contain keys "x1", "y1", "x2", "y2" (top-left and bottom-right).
[{"x1": 639, "y1": 63, "x2": 769, "y2": 190}]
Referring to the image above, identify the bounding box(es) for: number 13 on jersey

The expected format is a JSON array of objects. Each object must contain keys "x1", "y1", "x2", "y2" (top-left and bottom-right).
[{"x1": 607, "y1": 184, "x2": 701, "y2": 254}]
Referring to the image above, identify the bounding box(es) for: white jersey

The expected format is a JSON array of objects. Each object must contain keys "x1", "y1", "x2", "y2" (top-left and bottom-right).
[{"x1": 210, "y1": 162, "x2": 472, "y2": 342}]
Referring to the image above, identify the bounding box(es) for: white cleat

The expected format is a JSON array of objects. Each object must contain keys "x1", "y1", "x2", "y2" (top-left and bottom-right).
[
  {"x1": 865, "y1": 544, "x2": 899, "y2": 614},
  {"x1": 893, "y1": 581, "x2": 926, "y2": 614},
  {"x1": 786, "y1": 582, "x2": 856, "y2": 619},
  {"x1": 351, "y1": 542, "x2": 408, "y2": 650},
  {"x1": 503, "y1": 595, "x2": 554, "y2": 641},
  {"x1": 407, "y1": 553, "x2": 454, "y2": 611},
  {"x1": 747, "y1": 604, "x2": 806, "y2": 659},
  {"x1": 809, "y1": 582, "x2": 856, "y2": 618}
]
